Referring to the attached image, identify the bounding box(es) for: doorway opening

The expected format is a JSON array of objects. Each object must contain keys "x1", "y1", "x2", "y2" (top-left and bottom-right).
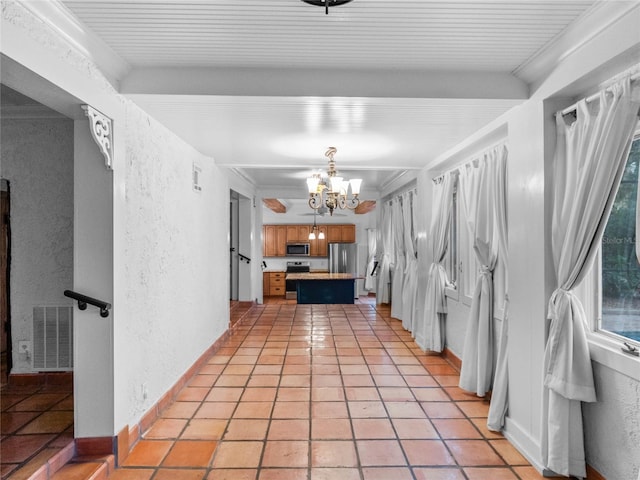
[
  {"x1": 1, "y1": 179, "x2": 11, "y2": 386},
  {"x1": 229, "y1": 189, "x2": 254, "y2": 326},
  {"x1": 230, "y1": 190, "x2": 240, "y2": 302}
]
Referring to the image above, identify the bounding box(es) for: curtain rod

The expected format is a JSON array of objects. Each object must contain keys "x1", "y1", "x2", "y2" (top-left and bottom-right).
[
  {"x1": 382, "y1": 180, "x2": 417, "y2": 203},
  {"x1": 432, "y1": 168, "x2": 461, "y2": 184},
  {"x1": 431, "y1": 142, "x2": 507, "y2": 184},
  {"x1": 561, "y1": 71, "x2": 640, "y2": 116}
]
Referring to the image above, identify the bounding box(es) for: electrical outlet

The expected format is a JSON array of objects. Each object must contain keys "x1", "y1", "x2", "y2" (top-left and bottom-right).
[{"x1": 18, "y1": 340, "x2": 31, "y2": 356}]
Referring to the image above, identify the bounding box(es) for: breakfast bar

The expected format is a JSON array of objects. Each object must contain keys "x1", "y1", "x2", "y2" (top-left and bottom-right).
[{"x1": 285, "y1": 272, "x2": 358, "y2": 304}]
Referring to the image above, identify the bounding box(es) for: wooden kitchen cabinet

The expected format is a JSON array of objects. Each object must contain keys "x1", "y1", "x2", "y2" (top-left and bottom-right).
[
  {"x1": 263, "y1": 223, "x2": 354, "y2": 257},
  {"x1": 264, "y1": 225, "x2": 287, "y2": 257},
  {"x1": 310, "y1": 225, "x2": 328, "y2": 257},
  {"x1": 286, "y1": 225, "x2": 310, "y2": 243},
  {"x1": 327, "y1": 224, "x2": 356, "y2": 243},
  {"x1": 263, "y1": 225, "x2": 277, "y2": 257},
  {"x1": 263, "y1": 271, "x2": 270, "y2": 293},
  {"x1": 267, "y1": 271, "x2": 285, "y2": 296},
  {"x1": 341, "y1": 224, "x2": 356, "y2": 243},
  {"x1": 276, "y1": 227, "x2": 287, "y2": 256},
  {"x1": 326, "y1": 225, "x2": 342, "y2": 243}
]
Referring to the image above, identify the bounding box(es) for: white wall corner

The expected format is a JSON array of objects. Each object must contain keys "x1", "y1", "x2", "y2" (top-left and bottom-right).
[
  {"x1": 514, "y1": 1, "x2": 640, "y2": 87},
  {"x1": 504, "y1": 416, "x2": 545, "y2": 474}
]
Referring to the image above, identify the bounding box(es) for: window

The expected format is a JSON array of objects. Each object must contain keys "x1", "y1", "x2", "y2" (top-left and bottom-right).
[
  {"x1": 445, "y1": 178, "x2": 458, "y2": 292},
  {"x1": 599, "y1": 134, "x2": 640, "y2": 345},
  {"x1": 461, "y1": 214, "x2": 478, "y2": 301},
  {"x1": 457, "y1": 171, "x2": 507, "y2": 318}
]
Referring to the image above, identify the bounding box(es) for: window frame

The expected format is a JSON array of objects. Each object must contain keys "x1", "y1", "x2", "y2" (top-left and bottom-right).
[
  {"x1": 445, "y1": 177, "x2": 459, "y2": 300},
  {"x1": 580, "y1": 131, "x2": 640, "y2": 381},
  {"x1": 450, "y1": 166, "x2": 507, "y2": 321}
]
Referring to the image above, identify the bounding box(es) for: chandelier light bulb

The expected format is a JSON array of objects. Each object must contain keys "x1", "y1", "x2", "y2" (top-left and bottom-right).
[
  {"x1": 330, "y1": 176, "x2": 343, "y2": 193},
  {"x1": 307, "y1": 176, "x2": 320, "y2": 194},
  {"x1": 349, "y1": 178, "x2": 362, "y2": 196}
]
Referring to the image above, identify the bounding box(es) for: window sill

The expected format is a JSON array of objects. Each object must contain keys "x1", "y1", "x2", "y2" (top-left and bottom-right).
[
  {"x1": 461, "y1": 294, "x2": 472, "y2": 307},
  {"x1": 445, "y1": 285, "x2": 459, "y2": 302},
  {"x1": 587, "y1": 332, "x2": 640, "y2": 381}
]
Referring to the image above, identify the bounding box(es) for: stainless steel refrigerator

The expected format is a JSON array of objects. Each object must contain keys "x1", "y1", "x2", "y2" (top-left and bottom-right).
[{"x1": 328, "y1": 243, "x2": 358, "y2": 299}]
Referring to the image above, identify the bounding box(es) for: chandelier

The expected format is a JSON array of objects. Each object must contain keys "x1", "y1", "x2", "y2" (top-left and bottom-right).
[{"x1": 306, "y1": 147, "x2": 362, "y2": 216}]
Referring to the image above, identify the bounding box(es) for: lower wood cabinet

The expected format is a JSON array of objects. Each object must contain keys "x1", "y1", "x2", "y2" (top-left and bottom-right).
[{"x1": 265, "y1": 271, "x2": 285, "y2": 296}]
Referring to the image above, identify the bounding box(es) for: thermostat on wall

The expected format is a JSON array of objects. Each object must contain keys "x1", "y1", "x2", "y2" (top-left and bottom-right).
[{"x1": 193, "y1": 163, "x2": 202, "y2": 192}]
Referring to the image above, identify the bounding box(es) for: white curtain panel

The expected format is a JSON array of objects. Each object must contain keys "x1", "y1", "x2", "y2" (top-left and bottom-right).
[
  {"x1": 543, "y1": 77, "x2": 640, "y2": 478},
  {"x1": 401, "y1": 190, "x2": 418, "y2": 333},
  {"x1": 487, "y1": 148, "x2": 510, "y2": 432},
  {"x1": 459, "y1": 145, "x2": 508, "y2": 397},
  {"x1": 376, "y1": 202, "x2": 392, "y2": 304},
  {"x1": 419, "y1": 174, "x2": 454, "y2": 352},
  {"x1": 364, "y1": 229, "x2": 377, "y2": 291},
  {"x1": 487, "y1": 300, "x2": 509, "y2": 431},
  {"x1": 391, "y1": 197, "x2": 406, "y2": 320},
  {"x1": 410, "y1": 187, "x2": 420, "y2": 334}
]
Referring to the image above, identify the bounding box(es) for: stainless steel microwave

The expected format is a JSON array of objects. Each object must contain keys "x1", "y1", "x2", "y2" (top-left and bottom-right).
[{"x1": 286, "y1": 243, "x2": 310, "y2": 256}]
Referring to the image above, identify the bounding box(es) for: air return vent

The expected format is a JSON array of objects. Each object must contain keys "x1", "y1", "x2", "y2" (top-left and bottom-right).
[{"x1": 33, "y1": 306, "x2": 73, "y2": 370}]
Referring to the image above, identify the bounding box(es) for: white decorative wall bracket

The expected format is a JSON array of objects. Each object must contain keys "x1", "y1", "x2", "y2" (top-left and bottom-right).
[{"x1": 82, "y1": 105, "x2": 113, "y2": 170}]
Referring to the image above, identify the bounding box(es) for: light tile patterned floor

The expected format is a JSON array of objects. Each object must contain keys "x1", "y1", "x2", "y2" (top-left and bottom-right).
[{"x1": 110, "y1": 300, "x2": 545, "y2": 480}]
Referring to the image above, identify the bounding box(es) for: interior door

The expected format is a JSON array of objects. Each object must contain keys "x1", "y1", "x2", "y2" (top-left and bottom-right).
[{"x1": 1, "y1": 186, "x2": 10, "y2": 384}]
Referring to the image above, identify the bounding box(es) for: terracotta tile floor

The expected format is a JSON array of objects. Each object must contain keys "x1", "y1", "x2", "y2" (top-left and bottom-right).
[
  {"x1": 1, "y1": 299, "x2": 548, "y2": 480},
  {"x1": 112, "y1": 300, "x2": 545, "y2": 480},
  {"x1": 0, "y1": 381, "x2": 74, "y2": 478}
]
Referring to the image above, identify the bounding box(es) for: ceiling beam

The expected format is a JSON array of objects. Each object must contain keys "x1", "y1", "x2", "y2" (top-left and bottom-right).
[
  {"x1": 121, "y1": 67, "x2": 527, "y2": 100},
  {"x1": 355, "y1": 200, "x2": 376, "y2": 215},
  {"x1": 263, "y1": 198, "x2": 287, "y2": 214}
]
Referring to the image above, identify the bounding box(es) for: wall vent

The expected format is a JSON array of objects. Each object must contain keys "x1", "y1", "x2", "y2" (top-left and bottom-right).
[{"x1": 33, "y1": 306, "x2": 73, "y2": 370}]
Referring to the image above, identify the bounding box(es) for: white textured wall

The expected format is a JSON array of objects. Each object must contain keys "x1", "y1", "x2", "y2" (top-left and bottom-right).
[
  {"x1": 0, "y1": 117, "x2": 74, "y2": 373},
  {"x1": 583, "y1": 363, "x2": 640, "y2": 480},
  {"x1": 119, "y1": 101, "x2": 229, "y2": 423},
  {"x1": 2, "y1": 0, "x2": 238, "y2": 433}
]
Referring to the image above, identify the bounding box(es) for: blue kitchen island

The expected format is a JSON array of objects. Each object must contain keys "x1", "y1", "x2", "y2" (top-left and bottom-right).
[{"x1": 286, "y1": 272, "x2": 359, "y2": 304}]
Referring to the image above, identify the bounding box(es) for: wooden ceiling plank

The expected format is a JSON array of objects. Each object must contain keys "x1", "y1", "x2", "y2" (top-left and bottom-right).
[
  {"x1": 263, "y1": 198, "x2": 287, "y2": 213},
  {"x1": 355, "y1": 200, "x2": 376, "y2": 215}
]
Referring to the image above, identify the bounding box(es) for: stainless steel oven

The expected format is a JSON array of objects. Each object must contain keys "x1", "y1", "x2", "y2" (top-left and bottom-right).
[{"x1": 285, "y1": 261, "x2": 310, "y2": 299}]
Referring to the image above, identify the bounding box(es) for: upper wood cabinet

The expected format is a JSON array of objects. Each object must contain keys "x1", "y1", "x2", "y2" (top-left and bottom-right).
[
  {"x1": 263, "y1": 224, "x2": 355, "y2": 257},
  {"x1": 310, "y1": 225, "x2": 328, "y2": 257},
  {"x1": 327, "y1": 224, "x2": 356, "y2": 243},
  {"x1": 263, "y1": 225, "x2": 277, "y2": 257},
  {"x1": 286, "y1": 225, "x2": 310, "y2": 243},
  {"x1": 341, "y1": 224, "x2": 356, "y2": 243},
  {"x1": 276, "y1": 226, "x2": 287, "y2": 256},
  {"x1": 263, "y1": 225, "x2": 288, "y2": 257}
]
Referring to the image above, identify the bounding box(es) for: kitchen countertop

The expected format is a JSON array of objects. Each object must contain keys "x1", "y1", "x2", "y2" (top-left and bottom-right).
[{"x1": 286, "y1": 272, "x2": 363, "y2": 280}]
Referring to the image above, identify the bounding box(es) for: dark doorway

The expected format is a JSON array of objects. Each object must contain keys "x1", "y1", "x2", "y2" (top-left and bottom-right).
[{"x1": 1, "y1": 180, "x2": 10, "y2": 385}]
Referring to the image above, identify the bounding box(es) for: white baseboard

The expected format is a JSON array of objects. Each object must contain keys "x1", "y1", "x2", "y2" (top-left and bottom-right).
[{"x1": 504, "y1": 416, "x2": 546, "y2": 475}]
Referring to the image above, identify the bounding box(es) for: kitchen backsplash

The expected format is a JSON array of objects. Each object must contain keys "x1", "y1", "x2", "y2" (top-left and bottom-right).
[{"x1": 262, "y1": 257, "x2": 328, "y2": 272}]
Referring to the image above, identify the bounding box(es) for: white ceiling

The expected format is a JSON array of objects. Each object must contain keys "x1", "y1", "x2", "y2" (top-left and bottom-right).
[
  {"x1": 16, "y1": 0, "x2": 616, "y2": 199},
  {"x1": 60, "y1": 0, "x2": 596, "y2": 72}
]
